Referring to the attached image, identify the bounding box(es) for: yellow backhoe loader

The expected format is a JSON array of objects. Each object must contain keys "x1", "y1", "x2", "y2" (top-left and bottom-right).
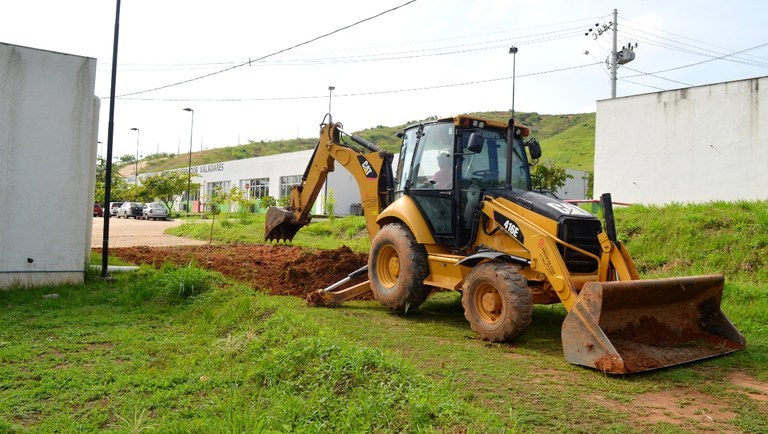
[{"x1": 265, "y1": 114, "x2": 745, "y2": 374}]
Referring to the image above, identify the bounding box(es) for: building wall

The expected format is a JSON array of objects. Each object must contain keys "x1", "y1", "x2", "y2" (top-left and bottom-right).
[
  {"x1": 0, "y1": 43, "x2": 99, "y2": 288},
  {"x1": 556, "y1": 168, "x2": 590, "y2": 200},
  {"x1": 158, "y1": 149, "x2": 397, "y2": 217},
  {"x1": 594, "y1": 76, "x2": 767, "y2": 204}
]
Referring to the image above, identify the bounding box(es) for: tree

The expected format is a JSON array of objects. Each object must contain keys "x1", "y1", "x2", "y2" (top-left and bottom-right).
[
  {"x1": 141, "y1": 171, "x2": 197, "y2": 210},
  {"x1": 584, "y1": 171, "x2": 594, "y2": 198},
  {"x1": 94, "y1": 156, "x2": 131, "y2": 203},
  {"x1": 260, "y1": 195, "x2": 277, "y2": 209},
  {"x1": 323, "y1": 189, "x2": 336, "y2": 222},
  {"x1": 118, "y1": 154, "x2": 136, "y2": 165},
  {"x1": 530, "y1": 160, "x2": 573, "y2": 195}
]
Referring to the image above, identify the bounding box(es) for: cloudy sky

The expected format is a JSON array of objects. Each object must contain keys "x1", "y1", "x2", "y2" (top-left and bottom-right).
[{"x1": 2, "y1": 0, "x2": 767, "y2": 159}]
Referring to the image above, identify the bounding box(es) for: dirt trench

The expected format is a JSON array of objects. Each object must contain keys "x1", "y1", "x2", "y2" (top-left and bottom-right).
[{"x1": 101, "y1": 244, "x2": 370, "y2": 298}]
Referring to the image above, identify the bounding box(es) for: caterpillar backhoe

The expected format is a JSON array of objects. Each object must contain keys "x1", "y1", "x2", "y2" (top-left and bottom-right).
[{"x1": 265, "y1": 114, "x2": 745, "y2": 374}]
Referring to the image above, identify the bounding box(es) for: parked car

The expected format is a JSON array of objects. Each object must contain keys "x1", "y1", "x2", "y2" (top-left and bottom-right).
[
  {"x1": 93, "y1": 203, "x2": 104, "y2": 217},
  {"x1": 141, "y1": 203, "x2": 168, "y2": 221},
  {"x1": 117, "y1": 202, "x2": 143, "y2": 219},
  {"x1": 109, "y1": 202, "x2": 123, "y2": 216}
]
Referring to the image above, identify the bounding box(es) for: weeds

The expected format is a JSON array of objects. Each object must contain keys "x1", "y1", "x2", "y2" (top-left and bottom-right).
[
  {"x1": 114, "y1": 407, "x2": 155, "y2": 433},
  {"x1": 157, "y1": 263, "x2": 221, "y2": 299}
]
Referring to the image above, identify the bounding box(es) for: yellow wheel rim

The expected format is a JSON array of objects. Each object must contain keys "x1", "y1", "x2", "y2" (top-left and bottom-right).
[
  {"x1": 475, "y1": 283, "x2": 502, "y2": 323},
  {"x1": 376, "y1": 244, "x2": 400, "y2": 288}
]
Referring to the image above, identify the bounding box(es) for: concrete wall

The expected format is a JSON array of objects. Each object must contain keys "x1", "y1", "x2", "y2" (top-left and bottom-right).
[
  {"x1": 594, "y1": 76, "x2": 767, "y2": 204},
  {"x1": 556, "y1": 168, "x2": 590, "y2": 200},
  {"x1": 0, "y1": 43, "x2": 98, "y2": 288}
]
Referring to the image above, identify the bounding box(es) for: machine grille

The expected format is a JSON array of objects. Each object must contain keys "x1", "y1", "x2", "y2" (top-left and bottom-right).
[{"x1": 558, "y1": 218, "x2": 602, "y2": 273}]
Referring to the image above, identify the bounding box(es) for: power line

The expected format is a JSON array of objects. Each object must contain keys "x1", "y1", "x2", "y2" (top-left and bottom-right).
[
  {"x1": 118, "y1": 62, "x2": 602, "y2": 102},
  {"x1": 621, "y1": 27, "x2": 768, "y2": 69},
  {"x1": 617, "y1": 78, "x2": 665, "y2": 91},
  {"x1": 623, "y1": 41, "x2": 768, "y2": 79},
  {"x1": 104, "y1": 25, "x2": 589, "y2": 73},
  {"x1": 619, "y1": 66, "x2": 692, "y2": 87},
  {"x1": 621, "y1": 17, "x2": 768, "y2": 64},
  {"x1": 116, "y1": 0, "x2": 418, "y2": 98},
  {"x1": 101, "y1": 14, "x2": 607, "y2": 72}
]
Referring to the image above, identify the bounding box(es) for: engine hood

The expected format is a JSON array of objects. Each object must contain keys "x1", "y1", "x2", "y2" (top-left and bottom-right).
[{"x1": 485, "y1": 188, "x2": 598, "y2": 223}]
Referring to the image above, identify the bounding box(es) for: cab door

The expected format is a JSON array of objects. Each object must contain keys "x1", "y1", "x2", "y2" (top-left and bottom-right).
[{"x1": 395, "y1": 122, "x2": 460, "y2": 246}]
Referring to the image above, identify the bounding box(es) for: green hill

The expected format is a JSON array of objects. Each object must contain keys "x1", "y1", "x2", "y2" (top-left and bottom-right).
[{"x1": 140, "y1": 111, "x2": 596, "y2": 174}]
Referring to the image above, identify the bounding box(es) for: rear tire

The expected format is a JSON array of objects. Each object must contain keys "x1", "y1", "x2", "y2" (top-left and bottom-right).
[
  {"x1": 462, "y1": 262, "x2": 533, "y2": 342},
  {"x1": 368, "y1": 223, "x2": 430, "y2": 311}
]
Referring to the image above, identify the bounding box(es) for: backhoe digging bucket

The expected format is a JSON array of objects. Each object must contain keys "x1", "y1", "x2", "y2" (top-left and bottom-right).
[
  {"x1": 562, "y1": 275, "x2": 745, "y2": 374},
  {"x1": 264, "y1": 207, "x2": 303, "y2": 242}
]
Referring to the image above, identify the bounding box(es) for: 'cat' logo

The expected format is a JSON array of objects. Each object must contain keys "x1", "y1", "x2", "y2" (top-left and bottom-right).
[{"x1": 357, "y1": 156, "x2": 378, "y2": 179}]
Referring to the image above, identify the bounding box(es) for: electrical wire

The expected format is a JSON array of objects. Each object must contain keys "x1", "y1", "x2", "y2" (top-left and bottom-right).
[
  {"x1": 621, "y1": 27, "x2": 768, "y2": 69},
  {"x1": 619, "y1": 66, "x2": 692, "y2": 87},
  {"x1": 117, "y1": 62, "x2": 602, "y2": 102},
  {"x1": 621, "y1": 17, "x2": 768, "y2": 64},
  {"x1": 116, "y1": 0, "x2": 418, "y2": 98},
  {"x1": 622, "y1": 41, "x2": 768, "y2": 79},
  {"x1": 105, "y1": 26, "x2": 589, "y2": 73},
  {"x1": 102, "y1": 14, "x2": 608, "y2": 72},
  {"x1": 617, "y1": 78, "x2": 664, "y2": 91}
]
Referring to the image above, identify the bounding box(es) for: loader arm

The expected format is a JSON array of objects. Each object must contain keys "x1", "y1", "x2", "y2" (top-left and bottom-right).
[
  {"x1": 478, "y1": 197, "x2": 586, "y2": 311},
  {"x1": 265, "y1": 121, "x2": 395, "y2": 242},
  {"x1": 479, "y1": 195, "x2": 744, "y2": 374}
]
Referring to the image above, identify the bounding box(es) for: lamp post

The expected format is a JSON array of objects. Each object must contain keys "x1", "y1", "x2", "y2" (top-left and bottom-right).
[
  {"x1": 130, "y1": 127, "x2": 140, "y2": 184},
  {"x1": 508, "y1": 46, "x2": 518, "y2": 118},
  {"x1": 183, "y1": 108, "x2": 194, "y2": 216},
  {"x1": 328, "y1": 85, "x2": 335, "y2": 116}
]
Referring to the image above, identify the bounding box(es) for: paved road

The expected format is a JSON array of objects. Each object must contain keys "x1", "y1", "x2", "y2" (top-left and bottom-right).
[{"x1": 91, "y1": 216, "x2": 207, "y2": 248}]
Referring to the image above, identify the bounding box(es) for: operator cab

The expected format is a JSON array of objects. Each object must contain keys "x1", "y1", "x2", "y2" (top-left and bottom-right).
[{"x1": 395, "y1": 115, "x2": 538, "y2": 248}]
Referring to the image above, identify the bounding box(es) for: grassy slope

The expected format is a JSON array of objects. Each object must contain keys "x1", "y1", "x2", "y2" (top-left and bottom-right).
[
  {"x1": 139, "y1": 111, "x2": 596, "y2": 174},
  {"x1": 615, "y1": 200, "x2": 768, "y2": 285}
]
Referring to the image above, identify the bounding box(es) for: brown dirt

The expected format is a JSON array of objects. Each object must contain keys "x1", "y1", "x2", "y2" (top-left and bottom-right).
[{"x1": 100, "y1": 244, "x2": 370, "y2": 298}]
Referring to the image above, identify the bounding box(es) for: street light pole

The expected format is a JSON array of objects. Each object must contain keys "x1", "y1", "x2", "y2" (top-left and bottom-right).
[
  {"x1": 130, "y1": 127, "x2": 139, "y2": 184},
  {"x1": 183, "y1": 108, "x2": 194, "y2": 216},
  {"x1": 508, "y1": 46, "x2": 518, "y2": 118},
  {"x1": 328, "y1": 86, "x2": 335, "y2": 117}
]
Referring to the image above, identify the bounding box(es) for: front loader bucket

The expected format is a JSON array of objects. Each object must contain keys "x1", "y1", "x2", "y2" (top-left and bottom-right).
[
  {"x1": 562, "y1": 275, "x2": 745, "y2": 374},
  {"x1": 264, "y1": 206, "x2": 303, "y2": 242}
]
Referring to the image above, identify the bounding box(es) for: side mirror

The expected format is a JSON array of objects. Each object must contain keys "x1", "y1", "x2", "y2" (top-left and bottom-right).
[
  {"x1": 467, "y1": 133, "x2": 484, "y2": 153},
  {"x1": 526, "y1": 139, "x2": 542, "y2": 160}
]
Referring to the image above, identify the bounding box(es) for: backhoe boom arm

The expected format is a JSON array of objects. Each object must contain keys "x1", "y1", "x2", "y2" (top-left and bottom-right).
[{"x1": 265, "y1": 121, "x2": 394, "y2": 242}]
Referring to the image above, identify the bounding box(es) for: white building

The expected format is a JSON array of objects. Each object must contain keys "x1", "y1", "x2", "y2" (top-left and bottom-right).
[
  {"x1": 594, "y1": 76, "x2": 767, "y2": 204},
  {"x1": 153, "y1": 144, "x2": 590, "y2": 215},
  {"x1": 151, "y1": 149, "x2": 365, "y2": 216},
  {"x1": 0, "y1": 43, "x2": 99, "y2": 288}
]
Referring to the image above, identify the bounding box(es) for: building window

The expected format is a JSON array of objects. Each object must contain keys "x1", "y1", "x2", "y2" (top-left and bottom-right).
[
  {"x1": 240, "y1": 178, "x2": 269, "y2": 199},
  {"x1": 206, "y1": 181, "x2": 231, "y2": 201},
  {"x1": 280, "y1": 175, "x2": 302, "y2": 198}
]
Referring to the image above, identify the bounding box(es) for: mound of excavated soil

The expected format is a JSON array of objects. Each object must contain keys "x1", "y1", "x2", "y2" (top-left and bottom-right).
[{"x1": 100, "y1": 245, "x2": 369, "y2": 298}]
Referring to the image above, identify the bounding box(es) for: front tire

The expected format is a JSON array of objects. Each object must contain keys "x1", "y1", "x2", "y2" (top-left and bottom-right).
[
  {"x1": 368, "y1": 223, "x2": 430, "y2": 311},
  {"x1": 462, "y1": 262, "x2": 533, "y2": 342}
]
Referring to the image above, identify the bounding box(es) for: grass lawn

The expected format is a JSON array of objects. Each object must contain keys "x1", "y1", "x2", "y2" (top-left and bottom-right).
[{"x1": 2, "y1": 201, "x2": 768, "y2": 432}]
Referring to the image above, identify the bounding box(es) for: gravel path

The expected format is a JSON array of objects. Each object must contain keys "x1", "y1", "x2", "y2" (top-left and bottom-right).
[{"x1": 91, "y1": 216, "x2": 207, "y2": 248}]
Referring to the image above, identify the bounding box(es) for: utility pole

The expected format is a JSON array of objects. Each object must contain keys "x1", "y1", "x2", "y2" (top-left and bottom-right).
[
  {"x1": 585, "y1": 9, "x2": 635, "y2": 99},
  {"x1": 610, "y1": 8, "x2": 618, "y2": 98},
  {"x1": 509, "y1": 46, "x2": 518, "y2": 117}
]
